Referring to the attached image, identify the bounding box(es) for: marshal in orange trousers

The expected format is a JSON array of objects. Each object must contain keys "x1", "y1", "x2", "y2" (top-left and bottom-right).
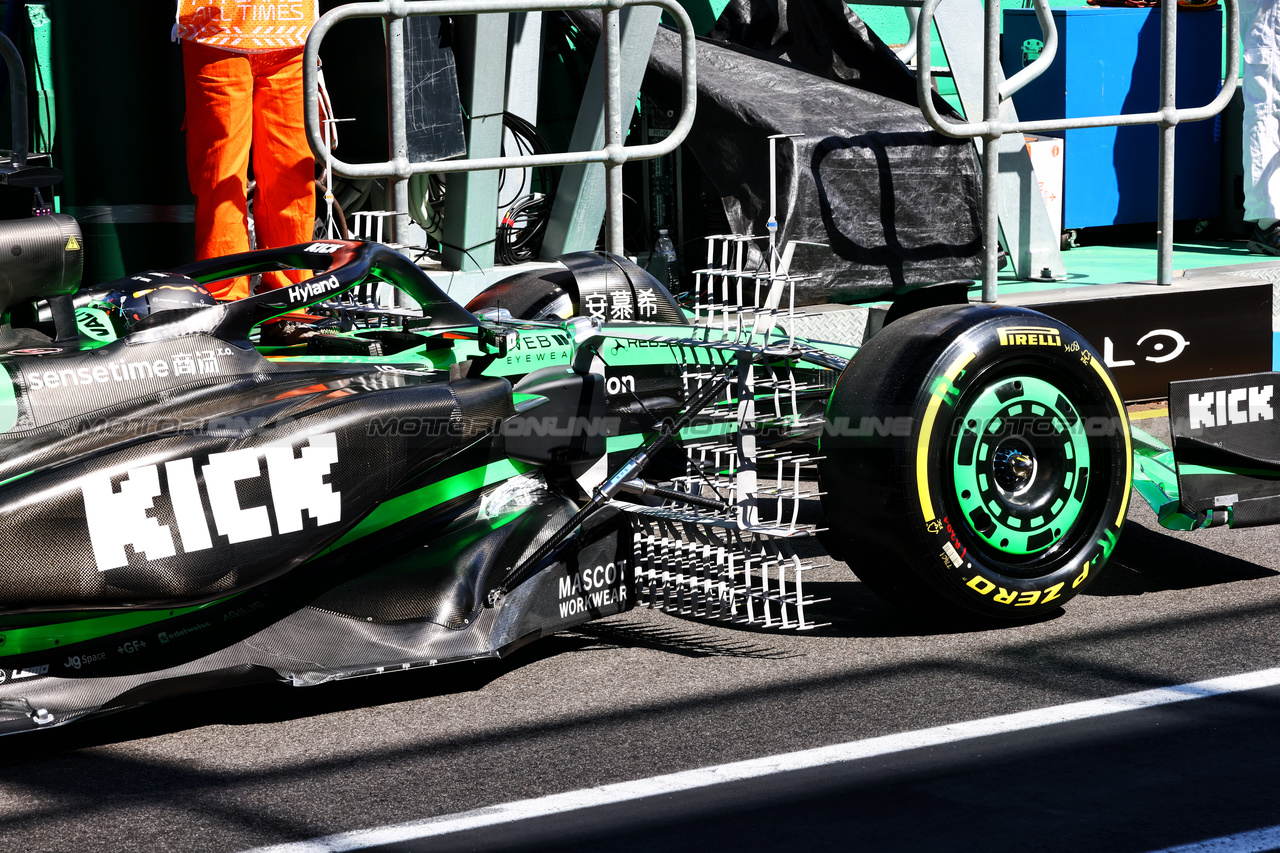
[{"x1": 183, "y1": 40, "x2": 315, "y2": 299}]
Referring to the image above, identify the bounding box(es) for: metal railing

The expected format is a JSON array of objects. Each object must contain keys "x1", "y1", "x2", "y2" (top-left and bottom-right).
[
  {"x1": 303, "y1": 0, "x2": 698, "y2": 256},
  {"x1": 916, "y1": 0, "x2": 1240, "y2": 301}
]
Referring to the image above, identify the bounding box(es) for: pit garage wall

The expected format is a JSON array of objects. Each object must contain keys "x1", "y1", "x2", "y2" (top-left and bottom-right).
[{"x1": 1001, "y1": 268, "x2": 1279, "y2": 402}]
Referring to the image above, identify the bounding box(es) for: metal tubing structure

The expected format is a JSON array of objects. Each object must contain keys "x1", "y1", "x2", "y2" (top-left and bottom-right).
[
  {"x1": 386, "y1": 14, "x2": 409, "y2": 241},
  {"x1": 1157, "y1": 0, "x2": 1177, "y2": 286},
  {"x1": 304, "y1": 0, "x2": 698, "y2": 255},
  {"x1": 917, "y1": 0, "x2": 1239, "y2": 300},
  {"x1": 0, "y1": 32, "x2": 27, "y2": 167},
  {"x1": 602, "y1": 6, "x2": 624, "y2": 254}
]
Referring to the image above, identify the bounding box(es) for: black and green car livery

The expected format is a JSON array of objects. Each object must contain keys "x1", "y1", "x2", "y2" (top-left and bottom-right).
[{"x1": 0, "y1": 230, "x2": 1269, "y2": 735}]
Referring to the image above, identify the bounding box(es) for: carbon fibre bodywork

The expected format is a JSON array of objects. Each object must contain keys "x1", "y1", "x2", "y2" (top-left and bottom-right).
[{"x1": 0, "y1": 240, "x2": 843, "y2": 734}]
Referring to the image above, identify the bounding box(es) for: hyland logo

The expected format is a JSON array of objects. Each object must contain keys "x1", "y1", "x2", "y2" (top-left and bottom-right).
[
  {"x1": 997, "y1": 326, "x2": 1063, "y2": 348},
  {"x1": 25, "y1": 348, "x2": 229, "y2": 390},
  {"x1": 286, "y1": 274, "x2": 342, "y2": 304},
  {"x1": 1188, "y1": 385, "x2": 1274, "y2": 429},
  {"x1": 81, "y1": 433, "x2": 341, "y2": 570}
]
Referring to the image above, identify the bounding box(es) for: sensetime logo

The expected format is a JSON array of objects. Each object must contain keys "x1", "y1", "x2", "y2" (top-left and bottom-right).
[{"x1": 26, "y1": 349, "x2": 227, "y2": 391}]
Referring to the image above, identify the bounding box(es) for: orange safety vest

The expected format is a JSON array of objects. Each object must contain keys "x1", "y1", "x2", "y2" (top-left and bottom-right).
[{"x1": 174, "y1": 1, "x2": 318, "y2": 53}]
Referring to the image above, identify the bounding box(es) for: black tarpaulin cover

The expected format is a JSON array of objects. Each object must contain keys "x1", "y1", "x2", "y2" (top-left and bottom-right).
[{"x1": 575, "y1": 0, "x2": 983, "y2": 303}]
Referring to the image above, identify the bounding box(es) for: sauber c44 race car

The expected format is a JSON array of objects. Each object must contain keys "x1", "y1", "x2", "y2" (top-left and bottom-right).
[{"x1": 0, "y1": 220, "x2": 1267, "y2": 735}]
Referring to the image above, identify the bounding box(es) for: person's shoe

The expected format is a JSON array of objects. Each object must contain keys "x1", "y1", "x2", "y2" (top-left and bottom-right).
[{"x1": 1247, "y1": 221, "x2": 1280, "y2": 256}]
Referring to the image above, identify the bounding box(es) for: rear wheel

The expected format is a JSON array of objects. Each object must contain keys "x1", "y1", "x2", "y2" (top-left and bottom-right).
[{"x1": 819, "y1": 304, "x2": 1131, "y2": 620}]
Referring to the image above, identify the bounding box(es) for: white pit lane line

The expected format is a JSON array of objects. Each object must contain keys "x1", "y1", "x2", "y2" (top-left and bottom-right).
[
  {"x1": 1145, "y1": 825, "x2": 1280, "y2": 853},
  {"x1": 243, "y1": 667, "x2": 1280, "y2": 853}
]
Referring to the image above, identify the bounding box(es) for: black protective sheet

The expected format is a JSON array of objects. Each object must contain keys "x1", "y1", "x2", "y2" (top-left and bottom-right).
[{"x1": 573, "y1": 1, "x2": 983, "y2": 303}]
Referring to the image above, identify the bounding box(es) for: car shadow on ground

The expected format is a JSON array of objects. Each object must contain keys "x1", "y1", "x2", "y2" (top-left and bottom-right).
[
  {"x1": 1090, "y1": 521, "x2": 1278, "y2": 596},
  {"x1": 0, "y1": 635, "x2": 596, "y2": 759}
]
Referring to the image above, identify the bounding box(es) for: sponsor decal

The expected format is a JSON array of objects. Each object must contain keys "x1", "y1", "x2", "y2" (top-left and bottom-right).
[
  {"x1": 81, "y1": 432, "x2": 341, "y2": 570},
  {"x1": 223, "y1": 601, "x2": 267, "y2": 621},
  {"x1": 118, "y1": 640, "x2": 147, "y2": 654},
  {"x1": 509, "y1": 332, "x2": 571, "y2": 352},
  {"x1": 605, "y1": 375, "x2": 636, "y2": 395},
  {"x1": 63, "y1": 653, "x2": 106, "y2": 671},
  {"x1": 158, "y1": 623, "x2": 211, "y2": 644},
  {"x1": 609, "y1": 338, "x2": 669, "y2": 355},
  {"x1": 1104, "y1": 328, "x2": 1190, "y2": 367},
  {"x1": 286, "y1": 274, "x2": 342, "y2": 304},
  {"x1": 9, "y1": 664, "x2": 47, "y2": 679},
  {"x1": 557, "y1": 560, "x2": 628, "y2": 618},
  {"x1": 997, "y1": 326, "x2": 1063, "y2": 348},
  {"x1": 504, "y1": 331, "x2": 572, "y2": 366},
  {"x1": 7, "y1": 347, "x2": 64, "y2": 356},
  {"x1": 303, "y1": 242, "x2": 343, "y2": 255},
  {"x1": 582, "y1": 289, "x2": 662, "y2": 321},
  {"x1": 76, "y1": 309, "x2": 113, "y2": 341},
  {"x1": 130, "y1": 271, "x2": 184, "y2": 284},
  {"x1": 1187, "y1": 385, "x2": 1274, "y2": 429},
  {"x1": 25, "y1": 348, "x2": 231, "y2": 391}
]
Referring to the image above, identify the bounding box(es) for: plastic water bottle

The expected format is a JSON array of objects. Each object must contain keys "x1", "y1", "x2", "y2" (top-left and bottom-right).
[{"x1": 654, "y1": 228, "x2": 680, "y2": 292}]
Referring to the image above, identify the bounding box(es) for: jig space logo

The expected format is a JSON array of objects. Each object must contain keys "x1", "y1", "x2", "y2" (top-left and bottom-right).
[{"x1": 81, "y1": 433, "x2": 341, "y2": 571}]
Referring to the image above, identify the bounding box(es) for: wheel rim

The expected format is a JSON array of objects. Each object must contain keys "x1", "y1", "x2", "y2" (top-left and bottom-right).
[{"x1": 951, "y1": 375, "x2": 1090, "y2": 557}]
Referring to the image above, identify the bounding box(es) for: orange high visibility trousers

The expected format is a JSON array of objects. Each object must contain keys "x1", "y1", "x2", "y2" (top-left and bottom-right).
[{"x1": 183, "y1": 40, "x2": 315, "y2": 299}]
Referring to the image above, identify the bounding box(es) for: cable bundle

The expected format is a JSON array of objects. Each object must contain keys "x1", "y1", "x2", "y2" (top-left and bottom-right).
[{"x1": 495, "y1": 112, "x2": 558, "y2": 265}]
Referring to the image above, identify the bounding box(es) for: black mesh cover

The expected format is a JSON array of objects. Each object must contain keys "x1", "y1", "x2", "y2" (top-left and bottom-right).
[{"x1": 569, "y1": 1, "x2": 982, "y2": 301}]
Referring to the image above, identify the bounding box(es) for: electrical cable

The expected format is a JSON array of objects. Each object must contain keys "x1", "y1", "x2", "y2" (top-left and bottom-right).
[
  {"x1": 406, "y1": 112, "x2": 556, "y2": 265},
  {"x1": 495, "y1": 111, "x2": 558, "y2": 265}
]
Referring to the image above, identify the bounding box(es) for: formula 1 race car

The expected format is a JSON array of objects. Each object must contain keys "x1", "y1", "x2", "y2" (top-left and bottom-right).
[{"x1": 0, "y1": 214, "x2": 1270, "y2": 735}]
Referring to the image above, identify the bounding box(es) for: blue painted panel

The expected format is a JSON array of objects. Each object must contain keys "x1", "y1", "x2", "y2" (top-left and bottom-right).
[{"x1": 1002, "y1": 8, "x2": 1223, "y2": 229}]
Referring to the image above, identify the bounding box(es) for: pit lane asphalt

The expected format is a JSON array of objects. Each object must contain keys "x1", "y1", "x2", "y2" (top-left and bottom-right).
[{"x1": 3, "y1": 412, "x2": 1280, "y2": 853}]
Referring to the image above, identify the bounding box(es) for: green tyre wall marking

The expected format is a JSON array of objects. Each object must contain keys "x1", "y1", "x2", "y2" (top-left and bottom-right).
[{"x1": 951, "y1": 375, "x2": 1090, "y2": 556}]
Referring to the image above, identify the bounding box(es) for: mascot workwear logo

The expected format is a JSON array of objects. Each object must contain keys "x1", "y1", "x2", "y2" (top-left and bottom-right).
[
  {"x1": 1188, "y1": 385, "x2": 1274, "y2": 429},
  {"x1": 82, "y1": 433, "x2": 341, "y2": 571},
  {"x1": 287, "y1": 275, "x2": 341, "y2": 304}
]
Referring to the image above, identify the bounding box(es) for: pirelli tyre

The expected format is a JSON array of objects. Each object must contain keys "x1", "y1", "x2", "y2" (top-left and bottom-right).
[{"x1": 819, "y1": 304, "x2": 1132, "y2": 620}]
